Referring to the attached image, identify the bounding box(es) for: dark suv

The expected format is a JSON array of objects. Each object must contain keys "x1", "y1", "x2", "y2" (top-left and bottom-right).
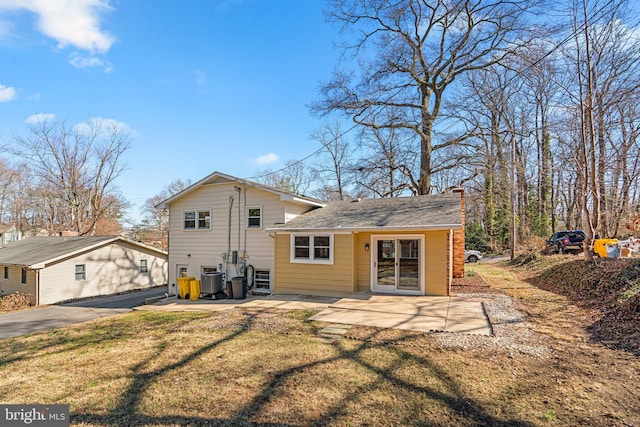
[{"x1": 545, "y1": 230, "x2": 586, "y2": 254}]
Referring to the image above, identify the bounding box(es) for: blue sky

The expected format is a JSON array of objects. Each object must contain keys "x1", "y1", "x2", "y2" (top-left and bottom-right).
[{"x1": 0, "y1": 0, "x2": 340, "y2": 223}]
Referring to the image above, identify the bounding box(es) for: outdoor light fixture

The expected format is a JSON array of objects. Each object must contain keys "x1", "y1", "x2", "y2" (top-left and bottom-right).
[{"x1": 364, "y1": 243, "x2": 370, "y2": 251}]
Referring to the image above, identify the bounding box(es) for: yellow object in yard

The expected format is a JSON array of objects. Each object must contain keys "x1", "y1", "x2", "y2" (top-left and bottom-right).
[
  {"x1": 177, "y1": 276, "x2": 195, "y2": 299},
  {"x1": 593, "y1": 239, "x2": 618, "y2": 258},
  {"x1": 189, "y1": 280, "x2": 201, "y2": 300}
]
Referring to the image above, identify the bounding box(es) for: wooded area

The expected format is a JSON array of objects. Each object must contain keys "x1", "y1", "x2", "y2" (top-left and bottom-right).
[
  {"x1": 304, "y1": 0, "x2": 640, "y2": 254},
  {"x1": 1, "y1": 0, "x2": 638, "y2": 256}
]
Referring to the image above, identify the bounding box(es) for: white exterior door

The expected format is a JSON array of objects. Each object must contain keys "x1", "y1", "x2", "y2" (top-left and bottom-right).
[{"x1": 371, "y1": 235, "x2": 424, "y2": 295}]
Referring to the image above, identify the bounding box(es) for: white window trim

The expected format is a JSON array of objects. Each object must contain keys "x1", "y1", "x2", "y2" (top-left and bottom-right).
[
  {"x1": 290, "y1": 233, "x2": 334, "y2": 265},
  {"x1": 75, "y1": 264, "x2": 86, "y2": 281},
  {"x1": 246, "y1": 205, "x2": 263, "y2": 229},
  {"x1": 182, "y1": 208, "x2": 211, "y2": 230},
  {"x1": 201, "y1": 265, "x2": 217, "y2": 275},
  {"x1": 253, "y1": 268, "x2": 271, "y2": 291}
]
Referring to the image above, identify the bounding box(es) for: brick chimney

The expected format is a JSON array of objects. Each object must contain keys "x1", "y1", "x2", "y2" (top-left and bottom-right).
[{"x1": 452, "y1": 188, "x2": 465, "y2": 278}]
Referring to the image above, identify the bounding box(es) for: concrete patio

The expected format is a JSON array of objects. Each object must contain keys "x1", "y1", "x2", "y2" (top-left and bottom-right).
[{"x1": 137, "y1": 293, "x2": 492, "y2": 335}]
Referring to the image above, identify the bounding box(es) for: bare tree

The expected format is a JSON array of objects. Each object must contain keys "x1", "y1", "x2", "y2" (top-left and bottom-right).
[
  {"x1": 352, "y1": 119, "x2": 420, "y2": 198},
  {"x1": 139, "y1": 178, "x2": 191, "y2": 250},
  {"x1": 11, "y1": 118, "x2": 132, "y2": 235},
  {"x1": 310, "y1": 121, "x2": 352, "y2": 200},
  {"x1": 314, "y1": 0, "x2": 537, "y2": 194},
  {"x1": 254, "y1": 160, "x2": 312, "y2": 195}
]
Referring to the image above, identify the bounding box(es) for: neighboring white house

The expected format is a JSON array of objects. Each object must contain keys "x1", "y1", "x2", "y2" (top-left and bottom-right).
[
  {"x1": 0, "y1": 236, "x2": 168, "y2": 305},
  {"x1": 156, "y1": 171, "x2": 325, "y2": 295},
  {"x1": 0, "y1": 225, "x2": 22, "y2": 247}
]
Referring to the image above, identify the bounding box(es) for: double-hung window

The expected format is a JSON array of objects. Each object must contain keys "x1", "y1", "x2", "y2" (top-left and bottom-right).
[
  {"x1": 290, "y1": 234, "x2": 334, "y2": 264},
  {"x1": 75, "y1": 264, "x2": 86, "y2": 280},
  {"x1": 183, "y1": 209, "x2": 211, "y2": 230},
  {"x1": 140, "y1": 259, "x2": 148, "y2": 273},
  {"x1": 247, "y1": 206, "x2": 262, "y2": 229}
]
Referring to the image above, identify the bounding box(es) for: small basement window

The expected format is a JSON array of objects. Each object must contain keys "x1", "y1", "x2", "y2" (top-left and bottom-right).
[
  {"x1": 254, "y1": 269, "x2": 270, "y2": 291},
  {"x1": 201, "y1": 266, "x2": 217, "y2": 274}
]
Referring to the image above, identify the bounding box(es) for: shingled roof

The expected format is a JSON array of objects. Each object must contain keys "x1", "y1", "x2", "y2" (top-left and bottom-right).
[
  {"x1": 267, "y1": 193, "x2": 462, "y2": 231},
  {"x1": 0, "y1": 236, "x2": 166, "y2": 269}
]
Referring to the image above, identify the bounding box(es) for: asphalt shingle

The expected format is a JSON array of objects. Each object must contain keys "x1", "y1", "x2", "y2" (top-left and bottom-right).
[
  {"x1": 269, "y1": 193, "x2": 462, "y2": 231},
  {"x1": 0, "y1": 236, "x2": 117, "y2": 267}
]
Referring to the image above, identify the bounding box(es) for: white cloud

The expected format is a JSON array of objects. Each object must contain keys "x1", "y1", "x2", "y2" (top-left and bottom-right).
[
  {"x1": 0, "y1": 17, "x2": 12, "y2": 39},
  {"x1": 0, "y1": 84, "x2": 17, "y2": 101},
  {"x1": 195, "y1": 69, "x2": 207, "y2": 86},
  {"x1": 74, "y1": 117, "x2": 138, "y2": 137},
  {"x1": 24, "y1": 112, "x2": 55, "y2": 123},
  {"x1": 255, "y1": 153, "x2": 280, "y2": 165},
  {"x1": 0, "y1": 0, "x2": 115, "y2": 53},
  {"x1": 69, "y1": 52, "x2": 112, "y2": 71}
]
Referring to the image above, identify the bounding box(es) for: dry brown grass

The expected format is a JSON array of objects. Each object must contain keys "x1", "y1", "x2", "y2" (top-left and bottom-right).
[{"x1": 0, "y1": 271, "x2": 639, "y2": 426}]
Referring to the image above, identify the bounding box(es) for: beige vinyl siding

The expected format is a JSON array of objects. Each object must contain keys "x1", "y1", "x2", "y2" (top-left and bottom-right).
[
  {"x1": 0, "y1": 266, "x2": 36, "y2": 304},
  {"x1": 282, "y1": 201, "x2": 315, "y2": 222},
  {"x1": 273, "y1": 233, "x2": 355, "y2": 296},
  {"x1": 167, "y1": 183, "x2": 314, "y2": 288},
  {"x1": 38, "y1": 242, "x2": 167, "y2": 305}
]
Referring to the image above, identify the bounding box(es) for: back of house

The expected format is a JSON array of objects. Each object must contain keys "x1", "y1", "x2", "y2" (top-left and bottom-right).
[{"x1": 157, "y1": 172, "x2": 324, "y2": 295}]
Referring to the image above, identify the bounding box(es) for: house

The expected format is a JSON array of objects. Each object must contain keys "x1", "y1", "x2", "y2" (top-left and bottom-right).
[
  {"x1": 0, "y1": 236, "x2": 167, "y2": 305},
  {"x1": 266, "y1": 190, "x2": 465, "y2": 297},
  {"x1": 156, "y1": 172, "x2": 325, "y2": 295},
  {"x1": 0, "y1": 225, "x2": 22, "y2": 246}
]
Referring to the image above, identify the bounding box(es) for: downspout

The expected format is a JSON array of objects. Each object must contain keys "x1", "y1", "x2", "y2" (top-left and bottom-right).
[
  {"x1": 35, "y1": 269, "x2": 40, "y2": 306},
  {"x1": 243, "y1": 181, "x2": 247, "y2": 253},
  {"x1": 227, "y1": 195, "x2": 234, "y2": 278},
  {"x1": 236, "y1": 185, "x2": 241, "y2": 257}
]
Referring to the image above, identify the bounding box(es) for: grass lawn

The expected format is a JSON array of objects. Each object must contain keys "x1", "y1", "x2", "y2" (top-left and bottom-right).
[{"x1": 0, "y1": 261, "x2": 639, "y2": 426}]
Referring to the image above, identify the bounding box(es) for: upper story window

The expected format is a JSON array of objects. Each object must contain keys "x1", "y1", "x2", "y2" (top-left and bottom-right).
[
  {"x1": 183, "y1": 209, "x2": 211, "y2": 230},
  {"x1": 290, "y1": 234, "x2": 334, "y2": 264},
  {"x1": 247, "y1": 206, "x2": 262, "y2": 229}
]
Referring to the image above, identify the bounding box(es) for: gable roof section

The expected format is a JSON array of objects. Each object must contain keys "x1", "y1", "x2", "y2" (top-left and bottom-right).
[
  {"x1": 267, "y1": 193, "x2": 463, "y2": 232},
  {"x1": 0, "y1": 236, "x2": 167, "y2": 269},
  {"x1": 156, "y1": 171, "x2": 325, "y2": 209}
]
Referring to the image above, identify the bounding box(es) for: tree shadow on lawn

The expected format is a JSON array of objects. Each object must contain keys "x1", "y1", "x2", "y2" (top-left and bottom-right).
[
  {"x1": 0, "y1": 311, "x2": 207, "y2": 367},
  {"x1": 70, "y1": 312, "x2": 536, "y2": 426}
]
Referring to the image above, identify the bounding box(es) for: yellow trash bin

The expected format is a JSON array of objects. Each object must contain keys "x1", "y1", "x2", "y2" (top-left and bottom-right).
[
  {"x1": 178, "y1": 276, "x2": 195, "y2": 299},
  {"x1": 593, "y1": 239, "x2": 618, "y2": 258},
  {"x1": 189, "y1": 280, "x2": 201, "y2": 301}
]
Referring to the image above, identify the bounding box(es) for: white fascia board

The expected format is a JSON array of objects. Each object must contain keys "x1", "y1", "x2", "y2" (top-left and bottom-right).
[{"x1": 266, "y1": 224, "x2": 463, "y2": 233}]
